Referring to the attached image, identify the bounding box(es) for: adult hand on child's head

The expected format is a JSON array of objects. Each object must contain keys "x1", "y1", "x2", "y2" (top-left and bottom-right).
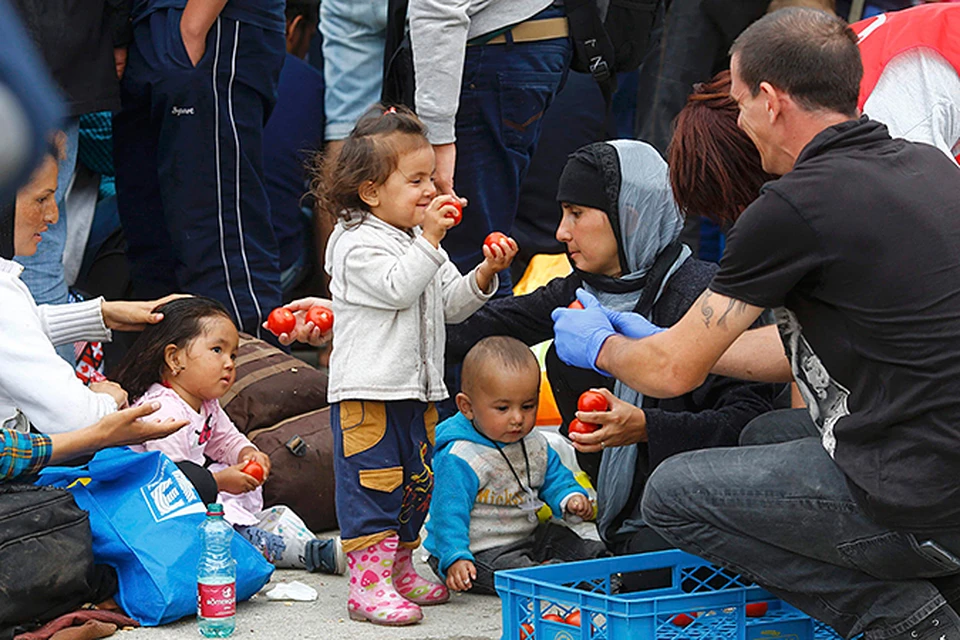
[
  {"x1": 568, "y1": 388, "x2": 648, "y2": 453},
  {"x1": 101, "y1": 293, "x2": 191, "y2": 331},
  {"x1": 239, "y1": 447, "x2": 271, "y2": 482},
  {"x1": 264, "y1": 297, "x2": 335, "y2": 347},
  {"x1": 446, "y1": 559, "x2": 476, "y2": 592},
  {"x1": 215, "y1": 463, "x2": 262, "y2": 494},
  {"x1": 420, "y1": 194, "x2": 459, "y2": 247},
  {"x1": 89, "y1": 380, "x2": 129, "y2": 409},
  {"x1": 565, "y1": 493, "x2": 593, "y2": 520},
  {"x1": 96, "y1": 402, "x2": 188, "y2": 448}
]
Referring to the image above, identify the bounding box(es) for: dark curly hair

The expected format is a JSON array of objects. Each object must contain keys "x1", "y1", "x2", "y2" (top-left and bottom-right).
[
  {"x1": 309, "y1": 103, "x2": 430, "y2": 224},
  {"x1": 111, "y1": 297, "x2": 235, "y2": 402}
]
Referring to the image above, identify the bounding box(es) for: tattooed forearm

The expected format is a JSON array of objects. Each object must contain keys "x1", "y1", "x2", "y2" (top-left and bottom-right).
[
  {"x1": 717, "y1": 298, "x2": 749, "y2": 328},
  {"x1": 699, "y1": 291, "x2": 750, "y2": 329},
  {"x1": 700, "y1": 291, "x2": 714, "y2": 328}
]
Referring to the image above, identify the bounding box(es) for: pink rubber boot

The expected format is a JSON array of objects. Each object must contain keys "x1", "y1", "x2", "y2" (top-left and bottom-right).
[
  {"x1": 392, "y1": 542, "x2": 450, "y2": 606},
  {"x1": 346, "y1": 536, "x2": 422, "y2": 626}
]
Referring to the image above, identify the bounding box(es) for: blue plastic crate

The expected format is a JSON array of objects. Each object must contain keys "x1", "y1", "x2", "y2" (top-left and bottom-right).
[{"x1": 495, "y1": 549, "x2": 844, "y2": 640}]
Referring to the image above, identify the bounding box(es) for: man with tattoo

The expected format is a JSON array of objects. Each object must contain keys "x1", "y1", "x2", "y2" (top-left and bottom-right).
[{"x1": 551, "y1": 9, "x2": 960, "y2": 640}]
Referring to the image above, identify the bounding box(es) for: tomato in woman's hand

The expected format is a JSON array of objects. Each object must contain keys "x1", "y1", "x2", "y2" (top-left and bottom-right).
[
  {"x1": 568, "y1": 300, "x2": 585, "y2": 310},
  {"x1": 445, "y1": 200, "x2": 463, "y2": 226},
  {"x1": 305, "y1": 306, "x2": 334, "y2": 333},
  {"x1": 578, "y1": 390, "x2": 609, "y2": 413},
  {"x1": 568, "y1": 418, "x2": 598, "y2": 436},
  {"x1": 241, "y1": 460, "x2": 264, "y2": 483},
  {"x1": 484, "y1": 232, "x2": 509, "y2": 252},
  {"x1": 266, "y1": 307, "x2": 296, "y2": 335}
]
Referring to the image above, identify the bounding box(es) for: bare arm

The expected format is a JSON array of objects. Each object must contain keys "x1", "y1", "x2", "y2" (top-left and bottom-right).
[
  {"x1": 712, "y1": 324, "x2": 792, "y2": 383},
  {"x1": 595, "y1": 290, "x2": 777, "y2": 398},
  {"x1": 180, "y1": 0, "x2": 229, "y2": 65}
]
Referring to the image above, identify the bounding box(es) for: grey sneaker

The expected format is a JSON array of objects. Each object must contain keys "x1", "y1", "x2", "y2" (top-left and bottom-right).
[{"x1": 305, "y1": 536, "x2": 346, "y2": 575}]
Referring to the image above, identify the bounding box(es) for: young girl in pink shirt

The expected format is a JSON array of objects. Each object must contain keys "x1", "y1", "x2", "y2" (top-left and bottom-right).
[{"x1": 113, "y1": 297, "x2": 342, "y2": 573}]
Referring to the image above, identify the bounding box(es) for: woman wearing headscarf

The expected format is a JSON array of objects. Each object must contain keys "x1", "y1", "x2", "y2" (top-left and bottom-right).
[
  {"x1": 446, "y1": 139, "x2": 780, "y2": 555},
  {"x1": 0, "y1": 141, "x2": 178, "y2": 435}
]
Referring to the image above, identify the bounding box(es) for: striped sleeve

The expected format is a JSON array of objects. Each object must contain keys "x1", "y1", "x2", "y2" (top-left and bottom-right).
[{"x1": 0, "y1": 429, "x2": 53, "y2": 480}]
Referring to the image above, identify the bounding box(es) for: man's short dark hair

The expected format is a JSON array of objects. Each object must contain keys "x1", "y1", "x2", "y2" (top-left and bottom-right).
[
  {"x1": 285, "y1": 0, "x2": 319, "y2": 25},
  {"x1": 730, "y1": 8, "x2": 862, "y2": 117}
]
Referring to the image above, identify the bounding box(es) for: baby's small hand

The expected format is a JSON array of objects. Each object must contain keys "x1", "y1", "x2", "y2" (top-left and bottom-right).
[
  {"x1": 446, "y1": 559, "x2": 477, "y2": 592},
  {"x1": 421, "y1": 195, "x2": 460, "y2": 247},
  {"x1": 214, "y1": 463, "x2": 261, "y2": 494},
  {"x1": 565, "y1": 493, "x2": 593, "y2": 520}
]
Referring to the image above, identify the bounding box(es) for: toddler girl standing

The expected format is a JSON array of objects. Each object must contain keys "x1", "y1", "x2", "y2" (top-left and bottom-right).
[{"x1": 315, "y1": 104, "x2": 517, "y2": 626}]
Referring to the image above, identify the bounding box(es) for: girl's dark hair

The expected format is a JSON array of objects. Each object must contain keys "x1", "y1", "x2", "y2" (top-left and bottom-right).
[
  {"x1": 668, "y1": 71, "x2": 777, "y2": 225},
  {"x1": 112, "y1": 296, "x2": 235, "y2": 402},
  {"x1": 310, "y1": 103, "x2": 429, "y2": 223}
]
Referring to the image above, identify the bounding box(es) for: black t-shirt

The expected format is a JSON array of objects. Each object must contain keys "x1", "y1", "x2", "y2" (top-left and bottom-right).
[{"x1": 712, "y1": 118, "x2": 960, "y2": 532}]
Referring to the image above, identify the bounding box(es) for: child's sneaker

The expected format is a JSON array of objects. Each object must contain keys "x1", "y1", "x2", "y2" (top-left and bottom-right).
[
  {"x1": 235, "y1": 525, "x2": 286, "y2": 564},
  {"x1": 346, "y1": 536, "x2": 422, "y2": 626},
  {"x1": 305, "y1": 536, "x2": 346, "y2": 575},
  {"x1": 392, "y1": 542, "x2": 449, "y2": 605}
]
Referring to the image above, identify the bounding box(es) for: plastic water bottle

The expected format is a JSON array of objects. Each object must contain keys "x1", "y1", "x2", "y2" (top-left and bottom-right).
[{"x1": 198, "y1": 504, "x2": 236, "y2": 638}]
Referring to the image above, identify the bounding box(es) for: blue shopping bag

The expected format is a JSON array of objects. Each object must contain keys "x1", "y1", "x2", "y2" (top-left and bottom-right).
[{"x1": 38, "y1": 447, "x2": 273, "y2": 626}]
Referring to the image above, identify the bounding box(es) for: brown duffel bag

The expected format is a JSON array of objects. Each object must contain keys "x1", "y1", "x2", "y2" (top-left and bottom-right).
[
  {"x1": 250, "y1": 407, "x2": 337, "y2": 533},
  {"x1": 222, "y1": 334, "x2": 329, "y2": 435}
]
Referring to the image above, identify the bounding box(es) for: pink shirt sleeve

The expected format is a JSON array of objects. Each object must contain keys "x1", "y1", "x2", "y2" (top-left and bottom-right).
[
  {"x1": 129, "y1": 386, "x2": 199, "y2": 463},
  {"x1": 203, "y1": 400, "x2": 255, "y2": 466}
]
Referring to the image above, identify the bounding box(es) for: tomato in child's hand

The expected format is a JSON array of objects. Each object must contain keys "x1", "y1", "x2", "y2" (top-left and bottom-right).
[
  {"x1": 445, "y1": 200, "x2": 463, "y2": 226},
  {"x1": 568, "y1": 300, "x2": 585, "y2": 310},
  {"x1": 266, "y1": 308, "x2": 296, "y2": 335},
  {"x1": 520, "y1": 622, "x2": 534, "y2": 639},
  {"x1": 578, "y1": 390, "x2": 609, "y2": 413},
  {"x1": 241, "y1": 460, "x2": 264, "y2": 483},
  {"x1": 745, "y1": 602, "x2": 768, "y2": 617},
  {"x1": 568, "y1": 418, "x2": 598, "y2": 436},
  {"x1": 484, "y1": 232, "x2": 509, "y2": 253},
  {"x1": 305, "y1": 306, "x2": 334, "y2": 333},
  {"x1": 564, "y1": 610, "x2": 581, "y2": 626},
  {"x1": 542, "y1": 614, "x2": 564, "y2": 623}
]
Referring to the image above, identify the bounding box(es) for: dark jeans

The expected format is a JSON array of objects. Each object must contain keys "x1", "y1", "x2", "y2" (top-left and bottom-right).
[
  {"x1": 428, "y1": 521, "x2": 609, "y2": 595},
  {"x1": 643, "y1": 408, "x2": 960, "y2": 640},
  {"x1": 442, "y1": 6, "x2": 572, "y2": 296}
]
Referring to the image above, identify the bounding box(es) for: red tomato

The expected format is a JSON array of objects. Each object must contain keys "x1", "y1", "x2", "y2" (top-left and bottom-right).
[
  {"x1": 564, "y1": 610, "x2": 581, "y2": 626},
  {"x1": 520, "y1": 622, "x2": 534, "y2": 639},
  {"x1": 542, "y1": 614, "x2": 565, "y2": 623},
  {"x1": 745, "y1": 602, "x2": 768, "y2": 618},
  {"x1": 241, "y1": 460, "x2": 264, "y2": 483},
  {"x1": 672, "y1": 613, "x2": 696, "y2": 627},
  {"x1": 266, "y1": 307, "x2": 296, "y2": 336},
  {"x1": 578, "y1": 390, "x2": 609, "y2": 413},
  {"x1": 445, "y1": 200, "x2": 463, "y2": 226},
  {"x1": 568, "y1": 300, "x2": 585, "y2": 310},
  {"x1": 484, "y1": 232, "x2": 509, "y2": 253},
  {"x1": 568, "y1": 418, "x2": 598, "y2": 436},
  {"x1": 305, "y1": 306, "x2": 334, "y2": 333}
]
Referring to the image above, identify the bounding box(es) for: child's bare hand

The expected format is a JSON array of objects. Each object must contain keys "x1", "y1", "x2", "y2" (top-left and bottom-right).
[
  {"x1": 565, "y1": 493, "x2": 593, "y2": 520},
  {"x1": 446, "y1": 559, "x2": 477, "y2": 592},
  {"x1": 475, "y1": 234, "x2": 518, "y2": 293},
  {"x1": 239, "y1": 446, "x2": 271, "y2": 482},
  {"x1": 421, "y1": 195, "x2": 460, "y2": 247},
  {"x1": 215, "y1": 463, "x2": 261, "y2": 494}
]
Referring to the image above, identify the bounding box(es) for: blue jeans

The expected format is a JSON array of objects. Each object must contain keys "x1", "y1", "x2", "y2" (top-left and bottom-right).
[
  {"x1": 443, "y1": 7, "x2": 572, "y2": 295},
  {"x1": 642, "y1": 408, "x2": 960, "y2": 639},
  {"x1": 319, "y1": 0, "x2": 388, "y2": 141}
]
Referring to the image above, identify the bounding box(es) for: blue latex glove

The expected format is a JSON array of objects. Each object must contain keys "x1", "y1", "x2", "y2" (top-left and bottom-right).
[
  {"x1": 601, "y1": 307, "x2": 666, "y2": 340},
  {"x1": 551, "y1": 289, "x2": 615, "y2": 375}
]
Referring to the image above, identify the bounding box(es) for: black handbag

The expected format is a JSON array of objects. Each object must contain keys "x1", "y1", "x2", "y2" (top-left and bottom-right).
[{"x1": 0, "y1": 483, "x2": 116, "y2": 639}]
